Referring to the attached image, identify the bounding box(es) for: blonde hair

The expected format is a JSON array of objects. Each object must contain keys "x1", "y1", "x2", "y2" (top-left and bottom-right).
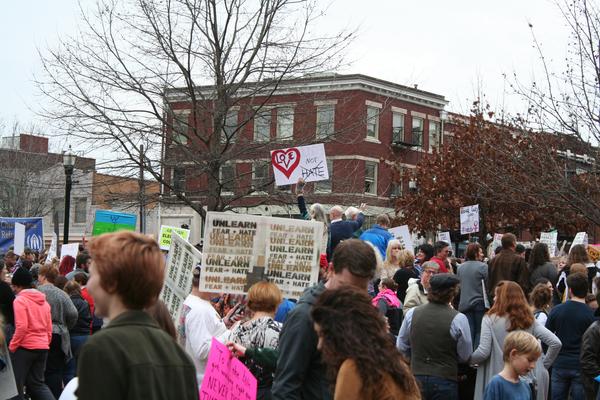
[
  {"x1": 384, "y1": 240, "x2": 402, "y2": 265},
  {"x1": 247, "y1": 281, "x2": 282, "y2": 313},
  {"x1": 503, "y1": 331, "x2": 542, "y2": 362}
]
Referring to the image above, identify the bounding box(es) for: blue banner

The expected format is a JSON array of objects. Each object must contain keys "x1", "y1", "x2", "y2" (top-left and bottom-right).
[{"x1": 0, "y1": 217, "x2": 45, "y2": 253}]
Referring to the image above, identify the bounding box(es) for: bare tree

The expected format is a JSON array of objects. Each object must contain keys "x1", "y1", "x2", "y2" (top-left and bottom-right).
[{"x1": 37, "y1": 0, "x2": 354, "y2": 218}]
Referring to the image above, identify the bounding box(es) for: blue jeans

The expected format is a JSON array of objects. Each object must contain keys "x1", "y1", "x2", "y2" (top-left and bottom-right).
[
  {"x1": 463, "y1": 305, "x2": 485, "y2": 348},
  {"x1": 63, "y1": 335, "x2": 89, "y2": 385},
  {"x1": 551, "y1": 368, "x2": 585, "y2": 400},
  {"x1": 415, "y1": 375, "x2": 458, "y2": 400}
]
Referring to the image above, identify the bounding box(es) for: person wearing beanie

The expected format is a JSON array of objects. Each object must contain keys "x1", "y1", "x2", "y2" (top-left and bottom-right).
[
  {"x1": 10, "y1": 267, "x2": 54, "y2": 399},
  {"x1": 397, "y1": 273, "x2": 472, "y2": 400}
]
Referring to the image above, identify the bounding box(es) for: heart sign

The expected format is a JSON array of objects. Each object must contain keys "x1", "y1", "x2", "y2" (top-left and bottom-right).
[{"x1": 271, "y1": 148, "x2": 301, "y2": 178}]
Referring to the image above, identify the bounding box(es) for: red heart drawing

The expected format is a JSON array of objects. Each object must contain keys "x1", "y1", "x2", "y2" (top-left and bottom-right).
[{"x1": 271, "y1": 148, "x2": 301, "y2": 178}]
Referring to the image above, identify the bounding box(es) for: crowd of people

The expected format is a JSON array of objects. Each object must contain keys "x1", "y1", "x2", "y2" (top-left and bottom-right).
[{"x1": 1, "y1": 184, "x2": 600, "y2": 399}]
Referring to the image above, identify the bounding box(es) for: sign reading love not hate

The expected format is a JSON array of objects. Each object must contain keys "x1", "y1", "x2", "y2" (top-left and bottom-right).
[{"x1": 270, "y1": 143, "x2": 329, "y2": 186}]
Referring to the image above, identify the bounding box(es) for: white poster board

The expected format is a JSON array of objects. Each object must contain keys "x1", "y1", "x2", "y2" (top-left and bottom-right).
[
  {"x1": 60, "y1": 243, "x2": 79, "y2": 261},
  {"x1": 271, "y1": 143, "x2": 329, "y2": 186},
  {"x1": 201, "y1": 212, "x2": 323, "y2": 299},
  {"x1": 540, "y1": 232, "x2": 558, "y2": 257},
  {"x1": 460, "y1": 204, "x2": 480, "y2": 235},
  {"x1": 571, "y1": 232, "x2": 588, "y2": 251},
  {"x1": 13, "y1": 223, "x2": 25, "y2": 256},
  {"x1": 159, "y1": 225, "x2": 191, "y2": 251},
  {"x1": 388, "y1": 225, "x2": 414, "y2": 252},
  {"x1": 46, "y1": 233, "x2": 58, "y2": 263},
  {"x1": 160, "y1": 232, "x2": 201, "y2": 321},
  {"x1": 437, "y1": 231, "x2": 451, "y2": 245}
]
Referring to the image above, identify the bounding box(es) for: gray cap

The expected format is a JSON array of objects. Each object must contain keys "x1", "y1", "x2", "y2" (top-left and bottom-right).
[{"x1": 429, "y1": 273, "x2": 460, "y2": 293}]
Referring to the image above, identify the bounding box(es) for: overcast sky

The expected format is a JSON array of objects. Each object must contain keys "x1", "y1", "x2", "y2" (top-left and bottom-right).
[{"x1": 0, "y1": 0, "x2": 570, "y2": 136}]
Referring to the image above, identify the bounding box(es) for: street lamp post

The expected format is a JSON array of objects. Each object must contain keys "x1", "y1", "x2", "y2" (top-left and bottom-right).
[{"x1": 63, "y1": 146, "x2": 76, "y2": 244}]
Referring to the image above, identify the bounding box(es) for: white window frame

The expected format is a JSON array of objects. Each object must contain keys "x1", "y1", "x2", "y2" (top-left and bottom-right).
[
  {"x1": 219, "y1": 164, "x2": 235, "y2": 195},
  {"x1": 315, "y1": 159, "x2": 333, "y2": 193},
  {"x1": 172, "y1": 110, "x2": 190, "y2": 145},
  {"x1": 364, "y1": 161, "x2": 378, "y2": 195},
  {"x1": 254, "y1": 110, "x2": 271, "y2": 142},
  {"x1": 429, "y1": 120, "x2": 440, "y2": 151},
  {"x1": 412, "y1": 117, "x2": 424, "y2": 146},
  {"x1": 316, "y1": 104, "x2": 335, "y2": 139},
  {"x1": 276, "y1": 107, "x2": 294, "y2": 141},
  {"x1": 392, "y1": 112, "x2": 405, "y2": 143},
  {"x1": 366, "y1": 106, "x2": 380, "y2": 139}
]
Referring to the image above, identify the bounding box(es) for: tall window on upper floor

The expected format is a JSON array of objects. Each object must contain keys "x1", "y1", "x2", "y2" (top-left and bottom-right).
[
  {"x1": 172, "y1": 110, "x2": 190, "y2": 145},
  {"x1": 315, "y1": 159, "x2": 333, "y2": 193},
  {"x1": 173, "y1": 167, "x2": 186, "y2": 193},
  {"x1": 316, "y1": 105, "x2": 335, "y2": 139},
  {"x1": 252, "y1": 161, "x2": 270, "y2": 191},
  {"x1": 53, "y1": 198, "x2": 64, "y2": 223},
  {"x1": 220, "y1": 163, "x2": 235, "y2": 194},
  {"x1": 365, "y1": 161, "x2": 378, "y2": 195},
  {"x1": 392, "y1": 112, "x2": 405, "y2": 143},
  {"x1": 429, "y1": 121, "x2": 440, "y2": 151},
  {"x1": 412, "y1": 117, "x2": 424, "y2": 146},
  {"x1": 74, "y1": 198, "x2": 87, "y2": 224},
  {"x1": 221, "y1": 109, "x2": 239, "y2": 143},
  {"x1": 366, "y1": 106, "x2": 379, "y2": 139},
  {"x1": 254, "y1": 110, "x2": 271, "y2": 142},
  {"x1": 276, "y1": 107, "x2": 294, "y2": 140}
]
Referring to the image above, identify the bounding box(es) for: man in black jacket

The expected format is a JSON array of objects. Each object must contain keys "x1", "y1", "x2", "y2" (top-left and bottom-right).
[
  {"x1": 271, "y1": 239, "x2": 377, "y2": 400},
  {"x1": 580, "y1": 292, "x2": 600, "y2": 400}
]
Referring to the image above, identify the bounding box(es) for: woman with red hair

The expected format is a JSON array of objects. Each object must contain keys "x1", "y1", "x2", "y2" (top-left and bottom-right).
[
  {"x1": 470, "y1": 281, "x2": 562, "y2": 400},
  {"x1": 58, "y1": 255, "x2": 76, "y2": 277}
]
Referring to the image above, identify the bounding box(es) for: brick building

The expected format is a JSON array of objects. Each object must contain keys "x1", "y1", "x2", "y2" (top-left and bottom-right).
[{"x1": 163, "y1": 73, "x2": 450, "y2": 238}]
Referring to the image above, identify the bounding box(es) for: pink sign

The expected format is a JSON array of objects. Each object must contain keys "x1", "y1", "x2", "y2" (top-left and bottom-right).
[{"x1": 200, "y1": 338, "x2": 258, "y2": 400}]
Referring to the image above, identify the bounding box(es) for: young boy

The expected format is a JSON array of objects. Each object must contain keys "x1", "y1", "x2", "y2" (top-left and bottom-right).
[{"x1": 484, "y1": 330, "x2": 542, "y2": 400}]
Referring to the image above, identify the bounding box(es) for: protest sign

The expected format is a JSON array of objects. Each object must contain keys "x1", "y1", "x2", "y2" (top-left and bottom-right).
[
  {"x1": 60, "y1": 243, "x2": 79, "y2": 261},
  {"x1": 388, "y1": 225, "x2": 414, "y2": 252},
  {"x1": 160, "y1": 232, "x2": 202, "y2": 321},
  {"x1": 201, "y1": 212, "x2": 323, "y2": 299},
  {"x1": 13, "y1": 223, "x2": 25, "y2": 256},
  {"x1": 540, "y1": 231, "x2": 558, "y2": 257},
  {"x1": 571, "y1": 232, "x2": 588, "y2": 250},
  {"x1": 460, "y1": 205, "x2": 479, "y2": 235},
  {"x1": 271, "y1": 143, "x2": 328, "y2": 186},
  {"x1": 92, "y1": 210, "x2": 137, "y2": 236},
  {"x1": 46, "y1": 233, "x2": 58, "y2": 263},
  {"x1": 0, "y1": 217, "x2": 44, "y2": 253},
  {"x1": 158, "y1": 225, "x2": 191, "y2": 251},
  {"x1": 437, "y1": 231, "x2": 451, "y2": 245},
  {"x1": 200, "y1": 338, "x2": 257, "y2": 400}
]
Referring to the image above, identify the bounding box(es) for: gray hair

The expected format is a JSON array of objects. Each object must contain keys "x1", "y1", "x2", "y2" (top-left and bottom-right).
[
  {"x1": 309, "y1": 203, "x2": 328, "y2": 224},
  {"x1": 344, "y1": 206, "x2": 360, "y2": 219}
]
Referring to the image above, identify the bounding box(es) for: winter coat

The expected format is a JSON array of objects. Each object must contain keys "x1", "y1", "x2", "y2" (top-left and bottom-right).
[{"x1": 9, "y1": 289, "x2": 52, "y2": 352}]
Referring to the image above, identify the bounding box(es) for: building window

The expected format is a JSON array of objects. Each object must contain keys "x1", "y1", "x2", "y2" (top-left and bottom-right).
[
  {"x1": 365, "y1": 162, "x2": 378, "y2": 195},
  {"x1": 220, "y1": 164, "x2": 235, "y2": 194},
  {"x1": 366, "y1": 106, "x2": 379, "y2": 139},
  {"x1": 315, "y1": 159, "x2": 333, "y2": 193},
  {"x1": 391, "y1": 182, "x2": 403, "y2": 198},
  {"x1": 74, "y1": 198, "x2": 87, "y2": 224},
  {"x1": 276, "y1": 107, "x2": 294, "y2": 140},
  {"x1": 316, "y1": 105, "x2": 335, "y2": 139},
  {"x1": 172, "y1": 111, "x2": 189, "y2": 145},
  {"x1": 429, "y1": 121, "x2": 440, "y2": 151},
  {"x1": 252, "y1": 162, "x2": 270, "y2": 191},
  {"x1": 392, "y1": 112, "x2": 405, "y2": 143},
  {"x1": 53, "y1": 198, "x2": 64, "y2": 223},
  {"x1": 254, "y1": 110, "x2": 271, "y2": 142},
  {"x1": 173, "y1": 167, "x2": 185, "y2": 193},
  {"x1": 412, "y1": 117, "x2": 424, "y2": 146},
  {"x1": 221, "y1": 109, "x2": 238, "y2": 143}
]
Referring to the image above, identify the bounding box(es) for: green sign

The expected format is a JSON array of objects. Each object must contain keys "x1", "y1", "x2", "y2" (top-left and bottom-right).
[
  {"x1": 159, "y1": 225, "x2": 191, "y2": 250},
  {"x1": 92, "y1": 210, "x2": 137, "y2": 236}
]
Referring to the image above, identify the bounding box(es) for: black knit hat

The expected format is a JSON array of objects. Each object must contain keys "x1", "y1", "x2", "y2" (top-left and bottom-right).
[
  {"x1": 429, "y1": 273, "x2": 460, "y2": 293},
  {"x1": 11, "y1": 267, "x2": 33, "y2": 288}
]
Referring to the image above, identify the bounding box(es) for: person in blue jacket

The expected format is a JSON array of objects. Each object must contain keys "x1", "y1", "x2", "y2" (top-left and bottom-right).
[{"x1": 359, "y1": 214, "x2": 393, "y2": 260}]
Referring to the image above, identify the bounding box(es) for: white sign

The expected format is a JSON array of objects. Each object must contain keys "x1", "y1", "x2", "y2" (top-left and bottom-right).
[
  {"x1": 437, "y1": 231, "x2": 451, "y2": 245},
  {"x1": 571, "y1": 232, "x2": 588, "y2": 250},
  {"x1": 201, "y1": 212, "x2": 323, "y2": 299},
  {"x1": 160, "y1": 232, "x2": 201, "y2": 322},
  {"x1": 46, "y1": 233, "x2": 58, "y2": 263},
  {"x1": 460, "y1": 204, "x2": 480, "y2": 235},
  {"x1": 540, "y1": 232, "x2": 558, "y2": 257},
  {"x1": 13, "y1": 223, "x2": 25, "y2": 256},
  {"x1": 60, "y1": 243, "x2": 79, "y2": 261},
  {"x1": 388, "y1": 225, "x2": 414, "y2": 252},
  {"x1": 271, "y1": 143, "x2": 329, "y2": 186}
]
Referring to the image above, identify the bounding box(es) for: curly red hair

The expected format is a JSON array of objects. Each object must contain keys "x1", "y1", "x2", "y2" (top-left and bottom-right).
[{"x1": 488, "y1": 281, "x2": 534, "y2": 331}]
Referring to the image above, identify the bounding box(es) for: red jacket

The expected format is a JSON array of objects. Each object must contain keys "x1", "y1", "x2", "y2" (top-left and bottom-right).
[
  {"x1": 431, "y1": 256, "x2": 449, "y2": 273},
  {"x1": 10, "y1": 289, "x2": 52, "y2": 352},
  {"x1": 81, "y1": 287, "x2": 95, "y2": 332}
]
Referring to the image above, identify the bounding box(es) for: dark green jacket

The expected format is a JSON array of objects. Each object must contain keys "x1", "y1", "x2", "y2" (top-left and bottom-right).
[{"x1": 76, "y1": 310, "x2": 198, "y2": 400}]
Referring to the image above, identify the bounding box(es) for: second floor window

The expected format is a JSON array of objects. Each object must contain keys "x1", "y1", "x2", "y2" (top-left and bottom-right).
[
  {"x1": 74, "y1": 198, "x2": 87, "y2": 224},
  {"x1": 254, "y1": 110, "x2": 271, "y2": 142},
  {"x1": 412, "y1": 117, "x2": 424, "y2": 146},
  {"x1": 366, "y1": 106, "x2": 379, "y2": 139},
  {"x1": 220, "y1": 164, "x2": 235, "y2": 194},
  {"x1": 392, "y1": 112, "x2": 405, "y2": 143},
  {"x1": 365, "y1": 162, "x2": 378, "y2": 195},
  {"x1": 276, "y1": 107, "x2": 294, "y2": 140},
  {"x1": 221, "y1": 109, "x2": 239, "y2": 143},
  {"x1": 316, "y1": 105, "x2": 335, "y2": 139},
  {"x1": 172, "y1": 111, "x2": 189, "y2": 145},
  {"x1": 173, "y1": 167, "x2": 186, "y2": 193},
  {"x1": 252, "y1": 162, "x2": 270, "y2": 191},
  {"x1": 429, "y1": 121, "x2": 440, "y2": 151}
]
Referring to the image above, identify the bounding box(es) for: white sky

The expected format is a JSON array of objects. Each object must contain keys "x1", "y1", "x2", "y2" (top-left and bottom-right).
[{"x1": 0, "y1": 0, "x2": 570, "y2": 136}]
